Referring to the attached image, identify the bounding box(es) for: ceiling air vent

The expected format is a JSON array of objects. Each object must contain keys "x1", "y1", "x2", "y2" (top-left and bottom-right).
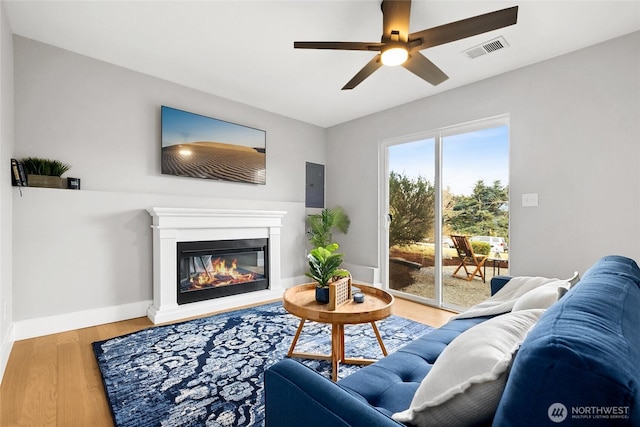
[{"x1": 463, "y1": 36, "x2": 509, "y2": 59}]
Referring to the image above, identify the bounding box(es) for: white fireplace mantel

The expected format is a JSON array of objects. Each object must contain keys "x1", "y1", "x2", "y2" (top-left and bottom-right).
[{"x1": 147, "y1": 207, "x2": 287, "y2": 324}]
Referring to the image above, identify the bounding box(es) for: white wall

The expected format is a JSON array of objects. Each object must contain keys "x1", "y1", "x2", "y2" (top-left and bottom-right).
[
  {"x1": 8, "y1": 28, "x2": 640, "y2": 344},
  {"x1": 0, "y1": 1, "x2": 15, "y2": 381},
  {"x1": 12, "y1": 37, "x2": 324, "y2": 330},
  {"x1": 327, "y1": 32, "x2": 640, "y2": 280}
]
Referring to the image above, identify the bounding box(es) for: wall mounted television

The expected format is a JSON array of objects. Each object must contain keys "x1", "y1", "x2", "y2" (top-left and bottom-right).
[{"x1": 161, "y1": 106, "x2": 266, "y2": 185}]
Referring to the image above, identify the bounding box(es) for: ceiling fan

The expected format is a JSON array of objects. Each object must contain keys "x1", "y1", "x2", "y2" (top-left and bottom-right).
[{"x1": 294, "y1": 1, "x2": 519, "y2": 90}]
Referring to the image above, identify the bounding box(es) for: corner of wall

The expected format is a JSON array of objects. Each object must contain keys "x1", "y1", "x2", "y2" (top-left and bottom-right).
[
  {"x1": 0, "y1": 0, "x2": 16, "y2": 385},
  {"x1": 0, "y1": 323, "x2": 14, "y2": 383}
]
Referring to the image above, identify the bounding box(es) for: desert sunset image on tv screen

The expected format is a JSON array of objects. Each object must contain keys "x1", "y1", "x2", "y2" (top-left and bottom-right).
[{"x1": 161, "y1": 106, "x2": 266, "y2": 185}]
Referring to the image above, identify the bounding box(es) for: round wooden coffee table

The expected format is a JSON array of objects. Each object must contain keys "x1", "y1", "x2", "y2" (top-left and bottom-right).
[{"x1": 283, "y1": 283, "x2": 394, "y2": 381}]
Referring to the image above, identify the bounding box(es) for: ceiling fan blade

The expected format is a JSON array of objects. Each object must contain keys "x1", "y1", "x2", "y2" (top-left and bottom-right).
[
  {"x1": 409, "y1": 6, "x2": 519, "y2": 50},
  {"x1": 342, "y1": 55, "x2": 383, "y2": 90},
  {"x1": 382, "y1": 0, "x2": 411, "y2": 42},
  {"x1": 294, "y1": 41, "x2": 383, "y2": 51},
  {"x1": 402, "y1": 52, "x2": 449, "y2": 86}
]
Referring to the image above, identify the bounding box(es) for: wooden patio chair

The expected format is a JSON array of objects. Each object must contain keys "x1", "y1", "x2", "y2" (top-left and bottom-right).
[{"x1": 450, "y1": 235, "x2": 488, "y2": 282}]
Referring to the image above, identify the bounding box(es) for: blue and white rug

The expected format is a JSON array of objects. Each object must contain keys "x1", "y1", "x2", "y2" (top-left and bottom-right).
[{"x1": 93, "y1": 301, "x2": 433, "y2": 427}]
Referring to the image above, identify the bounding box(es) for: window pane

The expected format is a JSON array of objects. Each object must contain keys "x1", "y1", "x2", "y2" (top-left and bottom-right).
[
  {"x1": 442, "y1": 126, "x2": 509, "y2": 309},
  {"x1": 387, "y1": 138, "x2": 436, "y2": 301}
]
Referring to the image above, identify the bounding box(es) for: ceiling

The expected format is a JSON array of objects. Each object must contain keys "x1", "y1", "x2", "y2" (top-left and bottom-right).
[{"x1": 4, "y1": 1, "x2": 640, "y2": 128}]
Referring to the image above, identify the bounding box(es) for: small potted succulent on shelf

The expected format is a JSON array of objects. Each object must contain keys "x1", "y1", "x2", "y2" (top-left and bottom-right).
[{"x1": 305, "y1": 243, "x2": 350, "y2": 304}]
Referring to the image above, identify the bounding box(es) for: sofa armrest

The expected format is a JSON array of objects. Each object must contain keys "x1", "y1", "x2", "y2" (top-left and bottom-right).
[
  {"x1": 490, "y1": 275, "x2": 512, "y2": 295},
  {"x1": 494, "y1": 256, "x2": 640, "y2": 426},
  {"x1": 265, "y1": 359, "x2": 403, "y2": 427}
]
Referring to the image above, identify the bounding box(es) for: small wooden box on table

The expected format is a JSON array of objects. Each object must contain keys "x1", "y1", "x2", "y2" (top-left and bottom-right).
[
  {"x1": 327, "y1": 276, "x2": 351, "y2": 311},
  {"x1": 283, "y1": 283, "x2": 394, "y2": 381}
]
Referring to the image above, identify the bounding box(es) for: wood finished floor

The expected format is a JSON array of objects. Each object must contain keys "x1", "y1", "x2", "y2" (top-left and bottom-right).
[{"x1": 0, "y1": 297, "x2": 454, "y2": 427}]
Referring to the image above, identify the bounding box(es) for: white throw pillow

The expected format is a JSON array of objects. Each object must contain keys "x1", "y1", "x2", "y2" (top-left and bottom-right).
[
  {"x1": 392, "y1": 309, "x2": 544, "y2": 427},
  {"x1": 452, "y1": 276, "x2": 558, "y2": 320},
  {"x1": 512, "y1": 281, "x2": 568, "y2": 311},
  {"x1": 566, "y1": 271, "x2": 580, "y2": 288}
]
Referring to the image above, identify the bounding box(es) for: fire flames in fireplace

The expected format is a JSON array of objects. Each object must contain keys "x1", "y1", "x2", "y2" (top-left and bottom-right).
[
  {"x1": 185, "y1": 257, "x2": 261, "y2": 290},
  {"x1": 177, "y1": 238, "x2": 269, "y2": 304}
]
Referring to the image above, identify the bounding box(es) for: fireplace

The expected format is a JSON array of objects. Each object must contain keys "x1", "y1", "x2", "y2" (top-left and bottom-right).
[
  {"x1": 177, "y1": 238, "x2": 269, "y2": 304},
  {"x1": 147, "y1": 207, "x2": 286, "y2": 324}
]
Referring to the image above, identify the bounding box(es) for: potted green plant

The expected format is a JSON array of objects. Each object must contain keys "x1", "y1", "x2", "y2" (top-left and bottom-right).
[
  {"x1": 305, "y1": 243, "x2": 350, "y2": 304},
  {"x1": 306, "y1": 207, "x2": 350, "y2": 248},
  {"x1": 20, "y1": 157, "x2": 71, "y2": 189}
]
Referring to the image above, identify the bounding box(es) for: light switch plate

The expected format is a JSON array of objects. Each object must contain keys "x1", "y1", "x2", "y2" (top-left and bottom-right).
[{"x1": 522, "y1": 193, "x2": 539, "y2": 207}]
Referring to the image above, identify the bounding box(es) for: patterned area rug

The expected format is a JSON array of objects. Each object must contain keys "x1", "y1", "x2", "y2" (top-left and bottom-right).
[{"x1": 93, "y1": 301, "x2": 433, "y2": 427}]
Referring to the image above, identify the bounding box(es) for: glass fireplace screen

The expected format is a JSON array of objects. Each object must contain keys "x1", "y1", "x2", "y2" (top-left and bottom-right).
[{"x1": 177, "y1": 238, "x2": 268, "y2": 304}]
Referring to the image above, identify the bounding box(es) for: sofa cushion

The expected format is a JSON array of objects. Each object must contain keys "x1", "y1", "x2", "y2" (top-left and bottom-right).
[
  {"x1": 337, "y1": 316, "x2": 489, "y2": 415},
  {"x1": 512, "y1": 281, "x2": 568, "y2": 311},
  {"x1": 392, "y1": 309, "x2": 544, "y2": 427},
  {"x1": 453, "y1": 276, "x2": 567, "y2": 319}
]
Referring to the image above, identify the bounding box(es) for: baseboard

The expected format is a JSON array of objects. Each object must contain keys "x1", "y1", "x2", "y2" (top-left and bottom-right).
[
  {"x1": 10, "y1": 277, "x2": 314, "y2": 340},
  {"x1": 0, "y1": 323, "x2": 15, "y2": 384},
  {"x1": 12, "y1": 300, "x2": 152, "y2": 341}
]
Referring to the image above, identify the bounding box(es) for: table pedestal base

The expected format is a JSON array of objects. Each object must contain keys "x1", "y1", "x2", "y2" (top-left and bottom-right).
[{"x1": 287, "y1": 319, "x2": 388, "y2": 382}]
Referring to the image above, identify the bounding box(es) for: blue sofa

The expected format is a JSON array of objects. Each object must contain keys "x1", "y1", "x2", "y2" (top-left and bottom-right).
[{"x1": 265, "y1": 255, "x2": 640, "y2": 426}]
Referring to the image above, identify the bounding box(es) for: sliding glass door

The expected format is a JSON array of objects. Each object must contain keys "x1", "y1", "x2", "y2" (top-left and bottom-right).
[{"x1": 383, "y1": 117, "x2": 509, "y2": 310}]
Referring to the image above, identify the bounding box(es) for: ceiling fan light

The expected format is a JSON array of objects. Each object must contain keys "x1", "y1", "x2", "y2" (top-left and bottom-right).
[{"x1": 381, "y1": 47, "x2": 408, "y2": 66}]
